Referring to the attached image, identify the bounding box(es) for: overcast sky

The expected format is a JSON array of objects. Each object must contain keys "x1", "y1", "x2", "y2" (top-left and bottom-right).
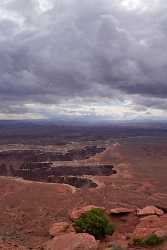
[{"x1": 0, "y1": 0, "x2": 167, "y2": 121}]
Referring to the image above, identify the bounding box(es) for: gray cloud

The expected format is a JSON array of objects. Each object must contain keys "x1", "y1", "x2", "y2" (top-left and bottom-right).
[{"x1": 0, "y1": 0, "x2": 167, "y2": 119}]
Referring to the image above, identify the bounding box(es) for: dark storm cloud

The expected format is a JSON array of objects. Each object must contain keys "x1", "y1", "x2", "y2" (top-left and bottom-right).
[
  {"x1": 0, "y1": 0, "x2": 167, "y2": 117},
  {"x1": 133, "y1": 95, "x2": 167, "y2": 110}
]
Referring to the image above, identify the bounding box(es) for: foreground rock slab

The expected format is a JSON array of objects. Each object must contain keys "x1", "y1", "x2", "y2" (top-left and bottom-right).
[
  {"x1": 69, "y1": 205, "x2": 105, "y2": 221},
  {"x1": 45, "y1": 232, "x2": 98, "y2": 250},
  {"x1": 49, "y1": 222, "x2": 70, "y2": 237},
  {"x1": 136, "y1": 205, "x2": 164, "y2": 216},
  {"x1": 133, "y1": 214, "x2": 167, "y2": 239}
]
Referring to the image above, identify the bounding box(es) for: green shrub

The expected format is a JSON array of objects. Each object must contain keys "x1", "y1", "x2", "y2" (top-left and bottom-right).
[
  {"x1": 73, "y1": 208, "x2": 115, "y2": 239},
  {"x1": 133, "y1": 234, "x2": 165, "y2": 247},
  {"x1": 108, "y1": 245, "x2": 125, "y2": 250}
]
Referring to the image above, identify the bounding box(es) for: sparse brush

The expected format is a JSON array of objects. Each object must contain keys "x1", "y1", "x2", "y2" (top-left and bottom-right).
[
  {"x1": 133, "y1": 234, "x2": 166, "y2": 247},
  {"x1": 108, "y1": 245, "x2": 125, "y2": 250},
  {"x1": 73, "y1": 208, "x2": 115, "y2": 240}
]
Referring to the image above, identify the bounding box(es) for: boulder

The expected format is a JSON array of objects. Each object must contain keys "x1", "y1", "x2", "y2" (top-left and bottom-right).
[
  {"x1": 69, "y1": 205, "x2": 105, "y2": 221},
  {"x1": 132, "y1": 214, "x2": 167, "y2": 239},
  {"x1": 110, "y1": 207, "x2": 134, "y2": 215},
  {"x1": 136, "y1": 206, "x2": 164, "y2": 217},
  {"x1": 49, "y1": 222, "x2": 69, "y2": 237},
  {"x1": 45, "y1": 232, "x2": 98, "y2": 250}
]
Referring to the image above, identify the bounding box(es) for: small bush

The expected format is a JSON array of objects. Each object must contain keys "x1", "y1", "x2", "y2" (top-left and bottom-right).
[
  {"x1": 133, "y1": 234, "x2": 165, "y2": 247},
  {"x1": 108, "y1": 245, "x2": 125, "y2": 250},
  {"x1": 73, "y1": 208, "x2": 115, "y2": 239}
]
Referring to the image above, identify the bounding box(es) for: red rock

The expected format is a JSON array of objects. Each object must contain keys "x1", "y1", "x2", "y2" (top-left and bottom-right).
[
  {"x1": 110, "y1": 207, "x2": 134, "y2": 215},
  {"x1": 69, "y1": 205, "x2": 105, "y2": 221},
  {"x1": 45, "y1": 232, "x2": 98, "y2": 250},
  {"x1": 162, "y1": 241, "x2": 167, "y2": 250},
  {"x1": 136, "y1": 206, "x2": 164, "y2": 216},
  {"x1": 132, "y1": 214, "x2": 167, "y2": 239},
  {"x1": 110, "y1": 232, "x2": 129, "y2": 249},
  {"x1": 0, "y1": 240, "x2": 27, "y2": 250},
  {"x1": 49, "y1": 222, "x2": 69, "y2": 237}
]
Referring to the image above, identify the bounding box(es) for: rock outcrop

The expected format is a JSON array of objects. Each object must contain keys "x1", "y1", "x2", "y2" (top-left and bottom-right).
[
  {"x1": 136, "y1": 205, "x2": 164, "y2": 217},
  {"x1": 110, "y1": 207, "x2": 134, "y2": 215},
  {"x1": 133, "y1": 214, "x2": 167, "y2": 239},
  {"x1": 69, "y1": 205, "x2": 105, "y2": 221},
  {"x1": 49, "y1": 222, "x2": 70, "y2": 237},
  {"x1": 45, "y1": 232, "x2": 98, "y2": 250}
]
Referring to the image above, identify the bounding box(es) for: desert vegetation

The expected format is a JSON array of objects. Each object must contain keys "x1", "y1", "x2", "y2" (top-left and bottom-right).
[
  {"x1": 74, "y1": 208, "x2": 115, "y2": 239},
  {"x1": 133, "y1": 234, "x2": 166, "y2": 247}
]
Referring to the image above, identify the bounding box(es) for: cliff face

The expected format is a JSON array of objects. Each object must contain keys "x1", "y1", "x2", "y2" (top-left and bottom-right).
[
  {"x1": 0, "y1": 146, "x2": 105, "y2": 162},
  {"x1": 0, "y1": 145, "x2": 116, "y2": 188}
]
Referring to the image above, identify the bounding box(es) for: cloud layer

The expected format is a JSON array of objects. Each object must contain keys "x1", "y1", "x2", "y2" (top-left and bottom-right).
[{"x1": 0, "y1": 0, "x2": 167, "y2": 120}]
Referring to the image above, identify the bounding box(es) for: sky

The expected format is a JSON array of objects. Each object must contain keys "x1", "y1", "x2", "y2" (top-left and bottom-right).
[{"x1": 0, "y1": 0, "x2": 167, "y2": 121}]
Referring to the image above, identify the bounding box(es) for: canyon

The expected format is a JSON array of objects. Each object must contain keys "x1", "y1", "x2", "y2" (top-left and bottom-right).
[{"x1": 0, "y1": 123, "x2": 167, "y2": 249}]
